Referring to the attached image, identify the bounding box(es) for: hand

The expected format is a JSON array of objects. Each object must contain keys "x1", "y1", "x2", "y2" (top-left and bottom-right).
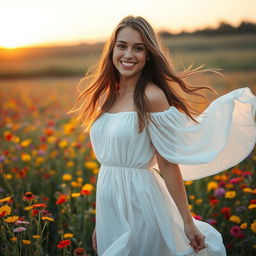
[
  {"x1": 184, "y1": 223, "x2": 206, "y2": 254},
  {"x1": 92, "y1": 227, "x2": 98, "y2": 254}
]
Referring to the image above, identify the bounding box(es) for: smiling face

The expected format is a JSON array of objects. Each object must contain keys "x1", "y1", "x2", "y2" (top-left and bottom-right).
[{"x1": 112, "y1": 26, "x2": 148, "y2": 82}]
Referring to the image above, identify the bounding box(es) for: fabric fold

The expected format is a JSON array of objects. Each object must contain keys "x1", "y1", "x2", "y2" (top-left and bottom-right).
[{"x1": 148, "y1": 87, "x2": 256, "y2": 180}]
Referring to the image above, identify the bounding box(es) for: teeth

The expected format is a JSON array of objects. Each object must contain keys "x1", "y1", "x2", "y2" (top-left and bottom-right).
[{"x1": 121, "y1": 61, "x2": 135, "y2": 67}]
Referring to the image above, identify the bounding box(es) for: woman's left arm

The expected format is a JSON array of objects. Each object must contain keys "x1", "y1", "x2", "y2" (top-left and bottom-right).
[{"x1": 156, "y1": 151, "x2": 206, "y2": 253}]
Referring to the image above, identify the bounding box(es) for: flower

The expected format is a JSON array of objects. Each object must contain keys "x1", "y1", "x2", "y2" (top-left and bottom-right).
[
  {"x1": 42, "y1": 216, "x2": 54, "y2": 221},
  {"x1": 63, "y1": 233, "x2": 74, "y2": 238},
  {"x1": 31, "y1": 203, "x2": 47, "y2": 209},
  {"x1": 13, "y1": 227, "x2": 26, "y2": 233},
  {"x1": 33, "y1": 235, "x2": 41, "y2": 239},
  {"x1": 71, "y1": 193, "x2": 81, "y2": 198},
  {"x1": 81, "y1": 184, "x2": 94, "y2": 195},
  {"x1": 229, "y1": 215, "x2": 241, "y2": 224},
  {"x1": 21, "y1": 154, "x2": 31, "y2": 162},
  {"x1": 62, "y1": 174, "x2": 72, "y2": 181},
  {"x1": 206, "y1": 219, "x2": 217, "y2": 225},
  {"x1": 4, "y1": 216, "x2": 19, "y2": 223},
  {"x1": 225, "y1": 191, "x2": 236, "y2": 199},
  {"x1": 207, "y1": 181, "x2": 218, "y2": 192},
  {"x1": 23, "y1": 192, "x2": 36, "y2": 201},
  {"x1": 243, "y1": 188, "x2": 253, "y2": 193},
  {"x1": 0, "y1": 204, "x2": 11, "y2": 217},
  {"x1": 22, "y1": 240, "x2": 31, "y2": 245},
  {"x1": 250, "y1": 221, "x2": 256, "y2": 233},
  {"x1": 74, "y1": 247, "x2": 88, "y2": 256},
  {"x1": 0, "y1": 196, "x2": 12, "y2": 203},
  {"x1": 11, "y1": 237, "x2": 17, "y2": 241},
  {"x1": 56, "y1": 194, "x2": 68, "y2": 205},
  {"x1": 84, "y1": 161, "x2": 98, "y2": 169},
  {"x1": 57, "y1": 239, "x2": 71, "y2": 248},
  {"x1": 214, "y1": 187, "x2": 226, "y2": 197},
  {"x1": 230, "y1": 226, "x2": 244, "y2": 238},
  {"x1": 248, "y1": 204, "x2": 256, "y2": 210},
  {"x1": 221, "y1": 207, "x2": 231, "y2": 219},
  {"x1": 240, "y1": 223, "x2": 248, "y2": 229}
]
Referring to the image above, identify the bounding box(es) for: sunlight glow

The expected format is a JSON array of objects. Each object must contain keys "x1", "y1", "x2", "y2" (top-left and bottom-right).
[{"x1": 0, "y1": 0, "x2": 255, "y2": 48}]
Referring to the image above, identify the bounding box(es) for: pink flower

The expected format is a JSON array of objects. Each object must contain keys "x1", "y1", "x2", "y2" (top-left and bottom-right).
[
  {"x1": 13, "y1": 227, "x2": 26, "y2": 233},
  {"x1": 193, "y1": 215, "x2": 202, "y2": 220},
  {"x1": 230, "y1": 226, "x2": 244, "y2": 238}
]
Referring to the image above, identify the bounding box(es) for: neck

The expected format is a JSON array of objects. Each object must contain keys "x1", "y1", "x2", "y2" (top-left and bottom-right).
[{"x1": 118, "y1": 75, "x2": 140, "y2": 94}]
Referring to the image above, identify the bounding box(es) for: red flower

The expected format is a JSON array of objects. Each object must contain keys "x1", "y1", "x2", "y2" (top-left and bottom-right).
[
  {"x1": 221, "y1": 207, "x2": 231, "y2": 219},
  {"x1": 232, "y1": 169, "x2": 242, "y2": 175},
  {"x1": 210, "y1": 198, "x2": 219, "y2": 207},
  {"x1": 57, "y1": 239, "x2": 71, "y2": 249},
  {"x1": 56, "y1": 194, "x2": 68, "y2": 205},
  {"x1": 23, "y1": 192, "x2": 36, "y2": 201},
  {"x1": 193, "y1": 215, "x2": 202, "y2": 220},
  {"x1": 32, "y1": 203, "x2": 47, "y2": 208},
  {"x1": 250, "y1": 199, "x2": 256, "y2": 204},
  {"x1": 80, "y1": 190, "x2": 92, "y2": 195},
  {"x1": 74, "y1": 247, "x2": 88, "y2": 256}
]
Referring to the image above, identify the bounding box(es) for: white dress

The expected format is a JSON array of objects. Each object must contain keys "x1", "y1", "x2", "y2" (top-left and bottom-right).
[{"x1": 89, "y1": 87, "x2": 256, "y2": 256}]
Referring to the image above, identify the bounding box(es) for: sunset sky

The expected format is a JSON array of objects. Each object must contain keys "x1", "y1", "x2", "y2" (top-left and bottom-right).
[{"x1": 0, "y1": 0, "x2": 255, "y2": 48}]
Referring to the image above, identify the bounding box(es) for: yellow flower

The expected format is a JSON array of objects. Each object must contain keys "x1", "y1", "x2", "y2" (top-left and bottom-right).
[
  {"x1": 248, "y1": 204, "x2": 256, "y2": 210},
  {"x1": 93, "y1": 168, "x2": 99, "y2": 175},
  {"x1": 90, "y1": 209, "x2": 96, "y2": 214},
  {"x1": 21, "y1": 139, "x2": 32, "y2": 147},
  {"x1": 225, "y1": 191, "x2": 236, "y2": 199},
  {"x1": 76, "y1": 170, "x2": 83, "y2": 176},
  {"x1": 4, "y1": 174, "x2": 12, "y2": 180},
  {"x1": 11, "y1": 237, "x2": 17, "y2": 241},
  {"x1": 42, "y1": 216, "x2": 54, "y2": 221},
  {"x1": 33, "y1": 235, "x2": 41, "y2": 239},
  {"x1": 47, "y1": 136, "x2": 57, "y2": 144},
  {"x1": 63, "y1": 123, "x2": 75, "y2": 135},
  {"x1": 225, "y1": 183, "x2": 234, "y2": 189},
  {"x1": 67, "y1": 161, "x2": 74, "y2": 167},
  {"x1": 250, "y1": 221, "x2": 256, "y2": 233},
  {"x1": 62, "y1": 174, "x2": 72, "y2": 181},
  {"x1": 188, "y1": 204, "x2": 193, "y2": 210},
  {"x1": 195, "y1": 199, "x2": 203, "y2": 205},
  {"x1": 184, "y1": 181, "x2": 193, "y2": 186},
  {"x1": 84, "y1": 161, "x2": 98, "y2": 169},
  {"x1": 24, "y1": 206, "x2": 33, "y2": 211},
  {"x1": 21, "y1": 154, "x2": 31, "y2": 162},
  {"x1": 71, "y1": 193, "x2": 81, "y2": 198},
  {"x1": 77, "y1": 177, "x2": 83, "y2": 183},
  {"x1": 0, "y1": 196, "x2": 12, "y2": 203},
  {"x1": 229, "y1": 215, "x2": 241, "y2": 224},
  {"x1": 63, "y1": 233, "x2": 74, "y2": 238},
  {"x1": 82, "y1": 183, "x2": 94, "y2": 192},
  {"x1": 243, "y1": 188, "x2": 253, "y2": 193},
  {"x1": 71, "y1": 181, "x2": 81, "y2": 188},
  {"x1": 36, "y1": 157, "x2": 44, "y2": 165},
  {"x1": 59, "y1": 140, "x2": 68, "y2": 148},
  {"x1": 4, "y1": 216, "x2": 19, "y2": 223},
  {"x1": 0, "y1": 205, "x2": 11, "y2": 216},
  {"x1": 22, "y1": 240, "x2": 31, "y2": 245},
  {"x1": 207, "y1": 181, "x2": 218, "y2": 192},
  {"x1": 240, "y1": 223, "x2": 248, "y2": 229},
  {"x1": 189, "y1": 195, "x2": 195, "y2": 200}
]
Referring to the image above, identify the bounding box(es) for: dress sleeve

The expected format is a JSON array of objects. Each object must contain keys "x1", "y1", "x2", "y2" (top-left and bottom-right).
[{"x1": 147, "y1": 87, "x2": 256, "y2": 181}]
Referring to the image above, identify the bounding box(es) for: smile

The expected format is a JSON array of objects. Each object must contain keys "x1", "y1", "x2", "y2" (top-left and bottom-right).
[{"x1": 120, "y1": 61, "x2": 136, "y2": 69}]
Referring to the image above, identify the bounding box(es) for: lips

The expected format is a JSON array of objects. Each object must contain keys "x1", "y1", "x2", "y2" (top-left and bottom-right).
[{"x1": 120, "y1": 61, "x2": 136, "y2": 69}]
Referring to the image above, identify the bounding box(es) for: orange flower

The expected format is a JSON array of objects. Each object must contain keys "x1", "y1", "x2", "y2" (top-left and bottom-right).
[
  {"x1": 56, "y1": 194, "x2": 68, "y2": 205},
  {"x1": 23, "y1": 192, "x2": 36, "y2": 201}
]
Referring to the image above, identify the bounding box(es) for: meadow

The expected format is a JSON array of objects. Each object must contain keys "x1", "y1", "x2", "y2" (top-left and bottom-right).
[{"x1": 0, "y1": 33, "x2": 256, "y2": 255}]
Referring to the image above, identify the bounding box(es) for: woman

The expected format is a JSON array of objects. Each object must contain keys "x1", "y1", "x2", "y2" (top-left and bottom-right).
[{"x1": 69, "y1": 16, "x2": 256, "y2": 255}]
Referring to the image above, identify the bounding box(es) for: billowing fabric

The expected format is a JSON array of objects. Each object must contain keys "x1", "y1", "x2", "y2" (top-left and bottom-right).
[{"x1": 90, "y1": 87, "x2": 255, "y2": 256}]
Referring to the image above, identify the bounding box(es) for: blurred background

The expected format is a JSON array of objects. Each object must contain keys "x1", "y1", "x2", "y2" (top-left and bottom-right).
[{"x1": 0, "y1": 1, "x2": 256, "y2": 255}]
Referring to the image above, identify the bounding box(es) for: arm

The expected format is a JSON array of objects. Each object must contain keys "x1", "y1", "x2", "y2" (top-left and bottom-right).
[{"x1": 145, "y1": 83, "x2": 206, "y2": 253}]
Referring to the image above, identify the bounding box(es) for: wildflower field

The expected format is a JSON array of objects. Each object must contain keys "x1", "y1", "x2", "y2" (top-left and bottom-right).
[{"x1": 0, "y1": 75, "x2": 255, "y2": 256}]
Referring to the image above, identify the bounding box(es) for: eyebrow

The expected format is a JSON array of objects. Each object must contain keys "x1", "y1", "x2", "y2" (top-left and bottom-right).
[{"x1": 116, "y1": 40, "x2": 145, "y2": 46}]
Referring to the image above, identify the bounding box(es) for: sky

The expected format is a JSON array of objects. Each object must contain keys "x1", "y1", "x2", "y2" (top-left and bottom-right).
[{"x1": 0, "y1": 0, "x2": 256, "y2": 48}]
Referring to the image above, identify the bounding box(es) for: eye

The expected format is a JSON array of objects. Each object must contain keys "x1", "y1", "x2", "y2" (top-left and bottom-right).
[
  {"x1": 116, "y1": 44, "x2": 126, "y2": 49},
  {"x1": 134, "y1": 46, "x2": 144, "y2": 52}
]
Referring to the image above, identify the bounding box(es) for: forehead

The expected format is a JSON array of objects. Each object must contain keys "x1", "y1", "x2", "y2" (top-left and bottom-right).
[{"x1": 116, "y1": 26, "x2": 144, "y2": 44}]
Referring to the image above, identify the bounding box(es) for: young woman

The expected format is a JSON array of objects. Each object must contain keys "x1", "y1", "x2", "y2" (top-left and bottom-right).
[{"x1": 69, "y1": 16, "x2": 256, "y2": 256}]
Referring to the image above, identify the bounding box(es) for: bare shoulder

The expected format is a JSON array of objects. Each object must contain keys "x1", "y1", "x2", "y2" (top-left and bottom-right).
[{"x1": 144, "y1": 83, "x2": 170, "y2": 112}]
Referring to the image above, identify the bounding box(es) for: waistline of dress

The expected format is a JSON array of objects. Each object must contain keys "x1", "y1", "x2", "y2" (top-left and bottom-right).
[{"x1": 100, "y1": 164, "x2": 151, "y2": 171}]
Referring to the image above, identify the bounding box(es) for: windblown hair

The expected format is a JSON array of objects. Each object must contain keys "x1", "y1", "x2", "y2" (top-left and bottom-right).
[{"x1": 68, "y1": 15, "x2": 220, "y2": 134}]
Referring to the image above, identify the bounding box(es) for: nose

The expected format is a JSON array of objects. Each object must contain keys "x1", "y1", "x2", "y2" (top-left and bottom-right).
[{"x1": 124, "y1": 47, "x2": 133, "y2": 59}]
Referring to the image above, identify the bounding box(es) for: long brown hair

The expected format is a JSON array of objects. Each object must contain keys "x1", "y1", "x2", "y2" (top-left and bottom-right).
[{"x1": 68, "y1": 15, "x2": 221, "y2": 133}]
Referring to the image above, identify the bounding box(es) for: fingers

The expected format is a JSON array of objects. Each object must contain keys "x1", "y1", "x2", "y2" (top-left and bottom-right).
[
  {"x1": 189, "y1": 235, "x2": 206, "y2": 254},
  {"x1": 92, "y1": 231, "x2": 98, "y2": 253}
]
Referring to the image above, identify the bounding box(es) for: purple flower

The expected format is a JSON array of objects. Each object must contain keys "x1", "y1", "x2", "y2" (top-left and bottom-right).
[
  {"x1": 214, "y1": 187, "x2": 226, "y2": 197},
  {"x1": 235, "y1": 206, "x2": 246, "y2": 213},
  {"x1": 0, "y1": 155, "x2": 6, "y2": 162},
  {"x1": 13, "y1": 227, "x2": 26, "y2": 233},
  {"x1": 38, "y1": 150, "x2": 45, "y2": 156},
  {"x1": 206, "y1": 219, "x2": 217, "y2": 225},
  {"x1": 15, "y1": 220, "x2": 29, "y2": 225}
]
